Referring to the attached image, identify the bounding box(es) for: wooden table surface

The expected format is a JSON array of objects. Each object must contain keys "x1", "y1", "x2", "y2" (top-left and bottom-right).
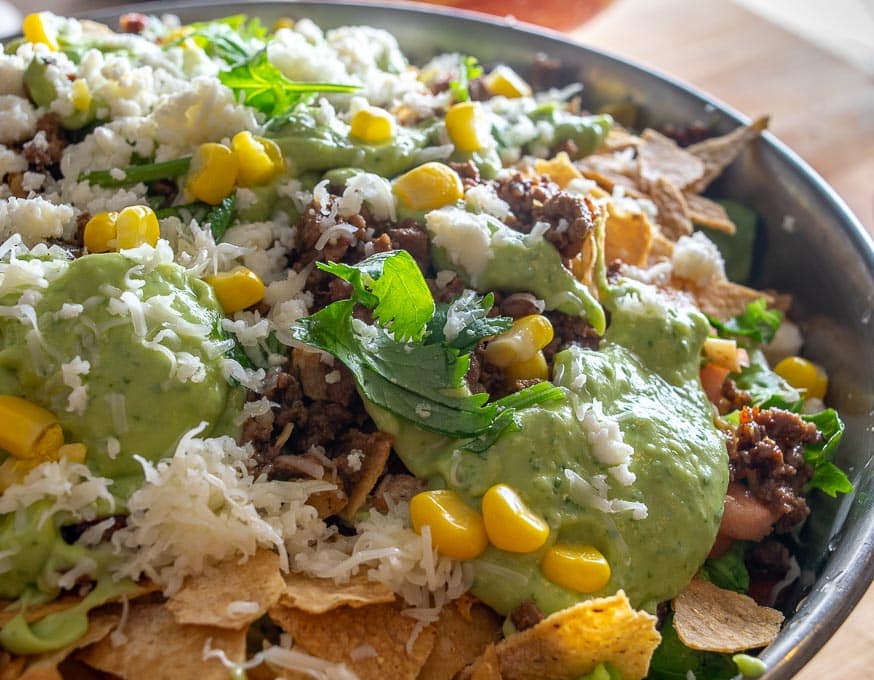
[{"x1": 573, "y1": 1, "x2": 874, "y2": 677}]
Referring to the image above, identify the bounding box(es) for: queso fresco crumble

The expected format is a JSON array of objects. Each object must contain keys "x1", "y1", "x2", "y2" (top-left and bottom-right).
[{"x1": 0, "y1": 11, "x2": 852, "y2": 680}]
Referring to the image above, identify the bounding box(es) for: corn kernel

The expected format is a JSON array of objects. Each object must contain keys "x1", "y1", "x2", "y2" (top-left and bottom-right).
[
  {"x1": 774, "y1": 356, "x2": 828, "y2": 400},
  {"x1": 115, "y1": 205, "x2": 159, "y2": 249},
  {"x1": 231, "y1": 131, "x2": 286, "y2": 187},
  {"x1": 392, "y1": 162, "x2": 464, "y2": 211},
  {"x1": 350, "y1": 106, "x2": 396, "y2": 145},
  {"x1": 0, "y1": 395, "x2": 64, "y2": 460},
  {"x1": 540, "y1": 544, "x2": 611, "y2": 593},
  {"x1": 484, "y1": 315, "x2": 554, "y2": 368},
  {"x1": 410, "y1": 489, "x2": 488, "y2": 561},
  {"x1": 272, "y1": 17, "x2": 295, "y2": 32},
  {"x1": 187, "y1": 142, "x2": 239, "y2": 205},
  {"x1": 23, "y1": 13, "x2": 59, "y2": 51},
  {"x1": 204, "y1": 267, "x2": 266, "y2": 314},
  {"x1": 483, "y1": 65, "x2": 532, "y2": 99},
  {"x1": 83, "y1": 211, "x2": 119, "y2": 253},
  {"x1": 58, "y1": 442, "x2": 87, "y2": 464},
  {"x1": 70, "y1": 79, "x2": 91, "y2": 112},
  {"x1": 445, "y1": 101, "x2": 490, "y2": 153},
  {"x1": 482, "y1": 484, "x2": 549, "y2": 553},
  {"x1": 504, "y1": 350, "x2": 549, "y2": 382}
]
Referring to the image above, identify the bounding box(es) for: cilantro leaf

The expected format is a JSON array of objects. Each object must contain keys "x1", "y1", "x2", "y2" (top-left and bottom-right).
[
  {"x1": 181, "y1": 15, "x2": 266, "y2": 64},
  {"x1": 699, "y1": 542, "x2": 749, "y2": 593},
  {"x1": 449, "y1": 55, "x2": 484, "y2": 103},
  {"x1": 426, "y1": 290, "x2": 512, "y2": 352},
  {"x1": 204, "y1": 194, "x2": 237, "y2": 242},
  {"x1": 732, "y1": 350, "x2": 802, "y2": 410},
  {"x1": 710, "y1": 298, "x2": 782, "y2": 347},
  {"x1": 220, "y1": 50, "x2": 360, "y2": 118},
  {"x1": 318, "y1": 251, "x2": 435, "y2": 342},
  {"x1": 801, "y1": 408, "x2": 853, "y2": 497}
]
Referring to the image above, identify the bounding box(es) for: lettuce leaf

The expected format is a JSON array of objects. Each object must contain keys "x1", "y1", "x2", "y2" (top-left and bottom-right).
[
  {"x1": 709, "y1": 298, "x2": 781, "y2": 348},
  {"x1": 801, "y1": 408, "x2": 852, "y2": 497},
  {"x1": 699, "y1": 541, "x2": 750, "y2": 594}
]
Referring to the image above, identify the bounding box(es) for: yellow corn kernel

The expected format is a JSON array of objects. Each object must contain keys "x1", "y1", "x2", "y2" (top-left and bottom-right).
[
  {"x1": 0, "y1": 395, "x2": 64, "y2": 460},
  {"x1": 272, "y1": 17, "x2": 295, "y2": 32},
  {"x1": 187, "y1": 142, "x2": 239, "y2": 205},
  {"x1": 159, "y1": 26, "x2": 193, "y2": 45},
  {"x1": 115, "y1": 205, "x2": 159, "y2": 249},
  {"x1": 350, "y1": 107, "x2": 396, "y2": 145},
  {"x1": 774, "y1": 356, "x2": 828, "y2": 400},
  {"x1": 70, "y1": 79, "x2": 92, "y2": 112},
  {"x1": 58, "y1": 442, "x2": 87, "y2": 464},
  {"x1": 204, "y1": 267, "x2": 266, "y2": 314},
  {"x1": 541, "y1": 544, "x2": 611, "y2": 593},
  {"x1": 231, "y1": 131, "x2": 286, "y2": 187},
  {"x1": 410, "y1": 489, "x2": 488, "y2": 561},
  {"x1": 484, "y1": 315, "x2": 554, "y2": 368},
  {"x1": 83, "y1": 211, "x2": 119, "y2": 253},
  {"x1": 392, "y1": 162, "x2": 464, "y2": 211},
  {"x1": 445, "y1": 101, "x2": 490, "y2": 153},
  {"x1": 23, "y1": 13, "x2": 59, "y2": 51},
  {"x1": 504, "y1": 350, "x2": 549, "y2": 382},
  {"x1": 483, "y1": 65, "x2": 532, "y2": 99},
  {"x1": 482, "y1": 484, "x2": 549, "y2": 553}
]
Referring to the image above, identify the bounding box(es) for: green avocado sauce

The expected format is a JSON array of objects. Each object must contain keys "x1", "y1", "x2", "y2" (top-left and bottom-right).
[
  {"x1": 367, "y1": 281, "x2": 727, "y2": 615},
  {"x1": 0, "y1": 251, "x2": 245, "y2": 653}
]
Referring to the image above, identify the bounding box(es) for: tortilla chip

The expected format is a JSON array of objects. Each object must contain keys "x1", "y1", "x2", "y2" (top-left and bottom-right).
[
  {"x1": 459, "y1": 643, "x2": 503, "y2": 680},
  {"x1": 307, "y1": 487, "x2": 348, "y2": 518},
  {"x1": 534, "y1": 153, "x2": 583, "y2": 189},
  {"x1": 638, "y1": 129, "x2": 705, "y2": 190},
  {"x1": 78, "y1": 602, "x2": 245, "y2": 680},
  {"x1": 16, "y1": 611, "x2": 119, "y2": 680},
  {"x1": 167, "y1": 550, "x2": 285, "y2": 629},
  {"x1": 673, "y1": 578, "x2": 784, "y2": 653},
  {"x1": 685, "y1": 194, "x2": 736, "y2": 234},
  {"x1": 280, "y1": 571, "x2": 395, "y2": 614},
  {"x1": 338, "y1": 431, "x2": 393, "y2": 522},
  {"x1": 601, "y1": 127, "x2": 642, "y2": 153},
  {"x1": 268, "y1": 601, "x2": 436, "y2": 680},
  {"x1": 686, "y1": 116, "x2": 769, "y2": 193},
  {"x1": 650, "y1": 177, "x2": 692, "y2": 240},
  {"x1": 673, "y1": 276, "x2": 774, "y2": 320},
  {"x1": 605, "y1": 204, "x2": 652, "y2": 267},
  {"x1": 577, "y1": 153, "x2": 642, "y2": 195},
  {"x1": 647, "y1": 229, "x2": 676, "y2": 264},
  {"x1": 418, "y1": 598, "x2": 502, "y2": 680},
  {"x1": 490, "y1": 591, "x2": 660, "y2": 680}
]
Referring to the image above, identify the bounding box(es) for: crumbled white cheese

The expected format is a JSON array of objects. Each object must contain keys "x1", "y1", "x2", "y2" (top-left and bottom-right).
[
  {"x1": 0, "y1": 197, "x2": 76, "y2": 246},
  {"x1": 671, "y1": 232, "x2": 726, "y2": 286},
  {"x1": 425, "y1": 207, "x2": 495, "y2": 287},
  {"x1": 336, "y1": 172, "x2": 396, "y2": 222},
  {"x1": 0, "y1": 96, "x2": 38, "y2": 145},
  {"x1": 465, "y1": 184, "x2": 511, "y2": 220},
  {"x1": 61, "y1": 355, "x2": 91, "y2": 416}
]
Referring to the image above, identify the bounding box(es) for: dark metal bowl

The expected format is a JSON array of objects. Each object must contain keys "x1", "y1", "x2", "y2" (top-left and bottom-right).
[{"x1": 15, "y1": 1, "x2": 874, "y2": 676}]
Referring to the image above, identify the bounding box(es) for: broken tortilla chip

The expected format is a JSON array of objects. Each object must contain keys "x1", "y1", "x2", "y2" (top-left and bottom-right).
[
  {"x1": 534, "y1": 152, "x2": 583, "y2": 189},
  {"x1": 638, "y1": 129, "x2": 705, "y2": 190},
  {"x1": 167, "y1": 550, "x2": 285, "y2": 629},
  {"x1": 605, "y1": 203, "x2": 653, "y2": 267},
  {"x1": 685, "y1": 193, "x2": 737, "y2": 234},
  {"x1": 16, "y1": 611, "x2": 119, "y2": 680},
  {"x1": 280, "y1": 570, "x2": 395, "y2": 614},
  {"x1": 418, "y1": 598, "x2": 502, "y2": 680},
  {"x1": 650, "y1": 177, "x2": 692, "y2": 240},
  {"x1": 78, "y1": 602, "x2": 246, "y2": 680},
  {"x1": 601, "y1": 127, "x2": 642, "y2": 153},
  {"x1": 488, "y1": 591, "x2": 660, "y2": 680},
  {"x1": 268, "y1": 601, "x2": 436, "y2": 680},
  {"x1": 338, "y1": 430, "x2": 393, "y2": 522},
  {"x1": 686, "y1": 116, "x2": 769, "y2": 193},
  {"x1": 459, "y1": 643, "x2": 503, "y2": 680},
  {"x1": 673, "y1": 578, "x2": 784, "y2": 653},
  {"x1": 577, "y1": 152, "x2": 642, "y2": 196},
  {"x1": 672, "y1": 276, "x2": 774, "y2": 321}
]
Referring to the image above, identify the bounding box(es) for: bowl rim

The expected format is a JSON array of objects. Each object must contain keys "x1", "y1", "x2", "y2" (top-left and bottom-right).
[{"x1": 8, "y1": 1, "x2": 874, "y2": 676}]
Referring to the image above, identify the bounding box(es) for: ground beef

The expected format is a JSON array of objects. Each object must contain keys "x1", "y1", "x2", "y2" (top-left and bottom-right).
[
  {"x1": 387, "y1": 224, "x2": 430, "y2": 271},
  {"x1": 118, "y1": 13, "x2": 148, "y2": 33},
  {"x1": 449, "y1": 160, "x2": 481, "y2": 188},
  {"x1": 5, "y1": 172, "x2": 26, "y2": 198},
  {"x1": 529, "y1": 54, "x2": 563, "y2": 91},
  {"x1": 466, "y1": 343, "x2": 506, "y2": 396},
  {"x1": 494, "y1": 172, "x2": 594, "y2": 259},
  {"x1": 371, "y1": 474, "x2": 427, "y2": 513},
  {"x1": 509, "y1": 600, "x2": 544, "y2": 631},
  {"x1": 148, "y1": 179, "x2": 178, "y2": 209},
  {"x1": 22, "y1": 114, "x2": 67, "y2": 169},
  {"x1": 428, "y1": 274, "x2": 465, "y2": 304},
  {"x1": 542, "y1": 311, "x2": 600, "y2": 362},
  {"x1": 657, "y1": 120, "x2": 715, "y2": 148},
  {"x1": 498, "y1": 292, "x2": 542, "y2": 319},
  {"x1": 718, "y1": 378, "x2": 752, "y2": 415},
  {"x1": 727, "y1": 407, "x2": 819, "y2": 532}
]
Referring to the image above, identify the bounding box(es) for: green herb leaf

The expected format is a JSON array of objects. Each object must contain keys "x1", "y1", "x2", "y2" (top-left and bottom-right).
[
  {"x1": 801, "y1": 408, "x2": 853, "y2": 496},
  {"x1": 180, "y1": 15, "x2": 266, "y2": 64},
  {"x1": 426, "y1": 290, "x2": 511, "y2": 352},
  {"x1": 219, "y1": 50, "x2": 359, "y2": 118},
  {"x1": 449, "y1": 55, "x2": 483, "y2": 103},
  {"x1": 710, "y1": 298, "x2": 781, "y2": 347},
  {"x1": 699, "y1": 541, "x2": 749, "y2": 593},
  {"x1": 203, "y1": 194, "x2": 237, "y2": 242},
  {"x1": 80, "y1": 157, "x2": 191, "y2": 187},
  {"x1": 732, "y1": 350, "x2": 801, "y2": 410}
]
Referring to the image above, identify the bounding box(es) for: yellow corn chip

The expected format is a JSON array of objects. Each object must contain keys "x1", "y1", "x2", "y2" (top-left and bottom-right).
[
  {"x1": 601, "y1": 127, "x2": 642, "y2": 153},
  {"x1": 459, "y1": 643, "x2": 503, "y2": 680},
  {"x1": 577, "y1": 153, "x2": 642, "y2": 195},
  {"x1": 338, "y1": 431, "x2": 393, "y2": 522},
  {"x1": 280, "y1": 571, "x2": 395, "y2": 614},
  {"x1": 78, "y1": 603, "x2": 246, "y2": 680},
  {"x1": 685, "y1": 194, "x2": 736, "y2": 234},
  {"x1": 167, "y1": 550, "x2": 285, "y2": 629},
  {"x1": 534, "y1": 153, "x2": 583, "y2": 189},
  {"x1": 672, "y1": 276, "x2": 774, "y2": 321},
  {"x1": 605, "y1": 204, "x2": 653, "y2": 267},
  {"x1": 306, "y1": 487, "x2": 349, "y2": 518},
  {"x1": 638, "y1": 129, "x2": 705, "y2": 190},
  {"x1": 489, "y1": 591, "x2": 660, "y2": 680},
  {"x1": 268, "y1": 601, "x2": 436, "y2": 680},
  {"x1": 419, "y1": 598, "x2": 502, "y2": 680},
  {"x1": 673, "y1": 578, "x2": 784, "y2": 653},
  {"x1": 650, "y1": 177, "x2": 692, "y2": 240},
  {"x1": 686, "y1": 117, "x2": 769, "y2": 193}
]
